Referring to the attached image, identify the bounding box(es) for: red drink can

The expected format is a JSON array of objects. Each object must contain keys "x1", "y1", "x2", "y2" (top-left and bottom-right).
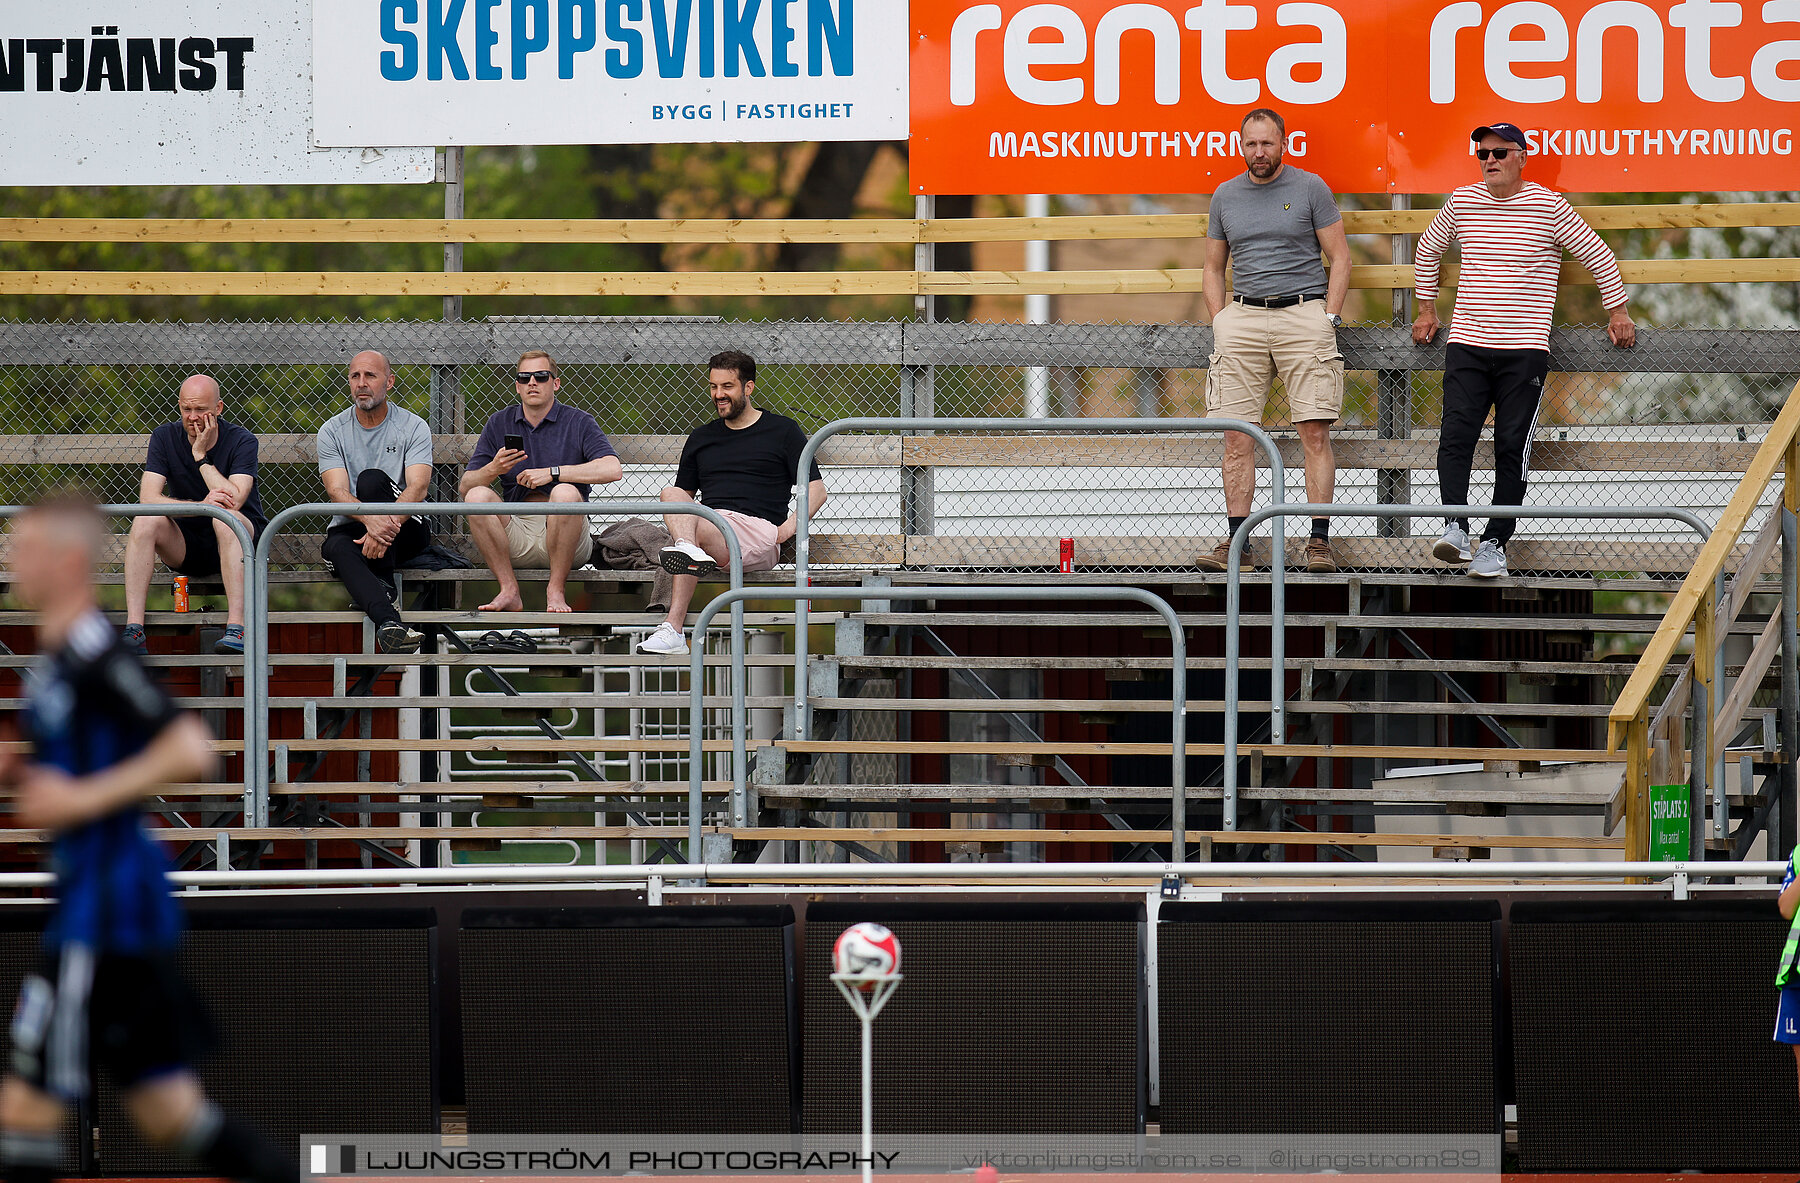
[
  {"x1": 1059, "y1": 538, "x2": 1074, "y2": 573},
  {"x1": 173, "y1": 575, "x2": 190, "y2": 612}
]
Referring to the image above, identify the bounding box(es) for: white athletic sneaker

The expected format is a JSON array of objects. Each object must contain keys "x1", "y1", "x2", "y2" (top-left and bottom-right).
[
  {"x1": 1432, "y1": 524, "x2": 1472, "y2": 563},
  {"x1": 659, "y1": 540, "x2": 719, "y2": 577},
  {"x1": 636, "y1": 622, "x2": 690, "y2": 656},
  {"x1": 1468, "y1": 538, "x2": 1508, "y2": 579}
]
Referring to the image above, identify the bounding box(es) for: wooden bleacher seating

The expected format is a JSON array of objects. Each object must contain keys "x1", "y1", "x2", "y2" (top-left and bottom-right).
[{"x1": 0, "y1": 426, "x2": 1777, "y2": 866}]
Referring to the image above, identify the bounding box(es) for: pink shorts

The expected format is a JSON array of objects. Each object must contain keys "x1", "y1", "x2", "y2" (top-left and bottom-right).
[{"x1": 718, "y1": 509, "x2": 781, "y2": 572}]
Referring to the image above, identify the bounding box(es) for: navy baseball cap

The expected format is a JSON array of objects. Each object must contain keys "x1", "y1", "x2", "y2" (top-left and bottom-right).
[{"x1": 1471, "y1": 122, "x2": 1530, "y2": 150}]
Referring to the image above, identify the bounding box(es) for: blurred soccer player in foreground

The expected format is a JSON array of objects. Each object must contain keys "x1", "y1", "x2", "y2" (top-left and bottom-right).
[
  {"x1": 0, "y1": 492, "x2": 295, "y2": 1183},
  {"x1": 1774, "y1": 841, "x2": 1800, "y2": 1094}
]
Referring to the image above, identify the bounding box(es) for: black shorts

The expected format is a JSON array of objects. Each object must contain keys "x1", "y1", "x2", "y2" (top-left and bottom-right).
[
  {"x1": 10, "y1": 949, "x2": 214, "y2": 1100},
  {"x1": 170, "y1": 515, "x2": 261, "y2": 576},
  {"x1": 171, "y1": 516, "x2": 222, "y2": 576}
]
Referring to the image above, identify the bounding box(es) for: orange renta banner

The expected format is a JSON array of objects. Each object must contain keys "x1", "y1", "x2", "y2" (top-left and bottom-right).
[{"x1": 909, "y1": 0, "x2": 1800, "y2": 194}]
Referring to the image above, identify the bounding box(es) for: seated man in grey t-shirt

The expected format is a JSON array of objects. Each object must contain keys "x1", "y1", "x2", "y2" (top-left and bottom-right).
[{"x1": 317, "y1": 350, "x2": 434, "y2": 653}]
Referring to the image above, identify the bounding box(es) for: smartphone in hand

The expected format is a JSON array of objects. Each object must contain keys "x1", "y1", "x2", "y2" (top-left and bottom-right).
[{"x1": 504, "y1": 433, "x2": 523, "y2": 453}]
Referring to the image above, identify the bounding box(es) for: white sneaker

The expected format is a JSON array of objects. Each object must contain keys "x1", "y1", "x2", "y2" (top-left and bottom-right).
[
  {"x1": 1468, "y1": 538, "x2": 1508, "y2": 579},
  {"x1": 1432, "y1": 524, "x2": 1472, "y2": 563},
  {"x1": 659, "y1": 540, "x2": 719, "y2": 577},
  {"x1": 636, "y1": 622, "x2": 690, "y2": 655}
]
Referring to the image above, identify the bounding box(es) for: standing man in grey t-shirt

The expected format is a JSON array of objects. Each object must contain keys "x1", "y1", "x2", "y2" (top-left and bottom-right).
[
  {"x1": 1197, "y1": 107, "x2": 1353, "y2": 574},
  {"x1": 317, "y1": 350, "x2": 435, "y2": 653}
]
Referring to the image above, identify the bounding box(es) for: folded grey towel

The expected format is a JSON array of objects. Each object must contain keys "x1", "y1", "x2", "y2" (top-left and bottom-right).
[{"x1": 590, "y1": 517, "x2": 674, "y2": 613}]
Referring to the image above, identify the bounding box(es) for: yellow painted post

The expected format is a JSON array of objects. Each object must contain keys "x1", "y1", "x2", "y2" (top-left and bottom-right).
[
  {"x1": 1694, "y1": 583, "x2": 1716, "y2": 847},
  {"x1": 1623, "y1": 710, "x2": 1651, "y2": 862},
  {"x1": 1786, "y1": 439, "x2": 1800, "y2": 516}
]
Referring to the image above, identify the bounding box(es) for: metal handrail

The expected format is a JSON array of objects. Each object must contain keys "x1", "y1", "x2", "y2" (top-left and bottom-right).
[
  {"x1": 248, "y1": 501, "x2": 744, "y2": 825},
  {"x1": 0, "y1": 504, "x2": 258, "y2": 821},
  {"x1": 0, "y1": 858, "x2": 1776, "y2": 891},
  {"x1": 685, "y1": 585, "x2": 1188, "y2": 862},
  {"x1": 791, "y1": 417, "x2": 1291, "y2": 742},
  {"x1": 1222, "y1": 503, "x2": 1714, "y2": 846}
]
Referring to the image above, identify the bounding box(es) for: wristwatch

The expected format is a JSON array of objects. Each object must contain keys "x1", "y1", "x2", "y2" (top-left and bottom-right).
[
  {"x1": 1326, "y1": 313, "x2": 1343, "y2": 329},
  {"x1": 551, "y1": 466, "x2": 562, "y2": 483}
]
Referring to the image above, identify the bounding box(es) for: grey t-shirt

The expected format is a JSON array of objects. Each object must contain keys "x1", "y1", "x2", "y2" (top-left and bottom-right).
[
  {"x1": 1206, "y1": 164, "x2": 1342, "y2": 299},
  {"x1": 316, "y1": 403, "x2": 433, "y2": 527}
]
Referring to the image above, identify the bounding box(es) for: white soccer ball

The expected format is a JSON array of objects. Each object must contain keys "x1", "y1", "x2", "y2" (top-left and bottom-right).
[{"x1": 833, "y1": 922, "x2": 901, "y2": 986}]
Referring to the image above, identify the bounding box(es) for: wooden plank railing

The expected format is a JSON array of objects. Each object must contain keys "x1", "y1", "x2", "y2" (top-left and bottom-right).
[
  {"x1": 3, "y1": 202, "x2": 1796, "y2": 243},
  {"x1": 1, "y1": 260, "x2": 1792, "y2": 300},
  {"x1": 0, "y1": 204, "x2": 1793, "y2": 298}
]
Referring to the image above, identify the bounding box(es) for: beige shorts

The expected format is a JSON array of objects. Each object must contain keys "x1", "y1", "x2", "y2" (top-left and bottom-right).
[
  {"x1": 1205, "y1": 298, "x2": 1346, "y2": 424},
  {"x1": 718, "y1": 509, "x2": 782, "y2": 573},
  {"x1": 505, "y1": 511, "x2": 594, "y2": 569}
]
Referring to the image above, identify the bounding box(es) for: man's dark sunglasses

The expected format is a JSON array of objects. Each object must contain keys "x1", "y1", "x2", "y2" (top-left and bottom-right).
[
  {"x1": 1474, "y1": 147, "x2": 1517, "y2": 161},
  {"x1": 515, "y1": 370, "x2": 555, "y2": 383}
]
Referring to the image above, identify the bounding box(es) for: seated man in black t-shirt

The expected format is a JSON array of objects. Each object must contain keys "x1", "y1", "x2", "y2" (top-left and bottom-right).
[
  {"x1": 638, "y1": 350, "x2": 826, "y2": 656},
  {"x1": 122, "y1": 375, "x2": 267, "y2": 656}
]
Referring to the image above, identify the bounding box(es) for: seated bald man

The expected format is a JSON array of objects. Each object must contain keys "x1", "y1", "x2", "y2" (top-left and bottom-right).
[{"x1": 121, "y1": 374, "x2": 265, "y2": 656}]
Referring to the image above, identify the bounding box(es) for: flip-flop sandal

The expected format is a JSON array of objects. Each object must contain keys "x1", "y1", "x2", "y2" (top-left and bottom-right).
[{"x1": 471, "y1": 629, "x2": 535, "y2": 654}]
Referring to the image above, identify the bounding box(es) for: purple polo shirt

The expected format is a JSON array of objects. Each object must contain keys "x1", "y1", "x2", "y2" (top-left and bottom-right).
[{"x1": 467, "y1": 400, "x2": 618, "y2": 502}]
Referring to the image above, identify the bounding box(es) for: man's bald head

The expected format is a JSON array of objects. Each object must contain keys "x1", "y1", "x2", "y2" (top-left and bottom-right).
[
  {"x1": 347, "y1": 350, "x2": 396, "y2": 415},
  {"x1": 177, "y1": 374, "x2": 223, "y2": 434},
  {"x1": 11, "y1": 489, "x2": 106, "y2": 611},
  {"x1": 178, "y1": 373, "x2": 220, "y2": 402},
  {"x1": 350, "y1": 350, "x2": 391, "y2": 378},
  {"x1": 19, "y1": 489, "x2": 105, "y2": 557}
]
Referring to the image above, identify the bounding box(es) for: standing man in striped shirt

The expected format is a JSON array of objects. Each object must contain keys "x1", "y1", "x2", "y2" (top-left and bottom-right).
[{"x1": 1413, "y1": 121, "x2": 1636, "y2": 578}]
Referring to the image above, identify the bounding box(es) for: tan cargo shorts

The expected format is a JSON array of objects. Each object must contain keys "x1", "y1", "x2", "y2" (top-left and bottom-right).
[
  {"x1": 506, "y1": 511, "x2": 594, "y2": 569},
  {"x1": 1204, "y1": 298, "x2": 1346, "y2": 425}
]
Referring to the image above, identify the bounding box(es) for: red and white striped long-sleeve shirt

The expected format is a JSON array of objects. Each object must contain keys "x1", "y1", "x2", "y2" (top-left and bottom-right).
[{"x1": 1414, "y1": 182, "x2": 1628, "y2": 352}]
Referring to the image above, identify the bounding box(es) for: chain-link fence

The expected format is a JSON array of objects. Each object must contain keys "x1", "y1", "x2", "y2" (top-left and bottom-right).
[{"x1": 0, "y1": 316, "x2": 1789, "y2": 580}]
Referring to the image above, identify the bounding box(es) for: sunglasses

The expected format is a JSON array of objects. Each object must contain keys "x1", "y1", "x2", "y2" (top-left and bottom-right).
[
  {"x1": 515, "y1": 370, "x2": 555, "y2": 383},
  {"x1": 1474, "y1": 147, "x2": 1518, "y2": 161}
]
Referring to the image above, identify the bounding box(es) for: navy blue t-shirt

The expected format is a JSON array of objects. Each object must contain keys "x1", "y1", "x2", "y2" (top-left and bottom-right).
[
  {"x1": 467, "y1": 401, "x2": 618, "y2": 502},
  {"x1": 27, "y1": 612, "x2": 186, "y2": 954},
  {"x1": 674, "y1": 410, "x2": 822, "y2": 526},
  {"x1": 145, "y1": 418, "x2": 266, "y2": 532}
]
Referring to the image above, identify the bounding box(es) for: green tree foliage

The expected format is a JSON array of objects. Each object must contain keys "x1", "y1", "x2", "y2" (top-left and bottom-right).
[
  {"x1": 1573, "y1": 189, "x2": 1800, "y2": 424},
  {"x1": 0, "y1": 141, "x2": 914, "y2": 323}
]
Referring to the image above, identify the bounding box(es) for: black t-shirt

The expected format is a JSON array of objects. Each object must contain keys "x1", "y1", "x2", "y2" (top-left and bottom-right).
[
  {"x1": 673, "y1": 411, "x2": 822, "y2": 526},
  {"x1": 145, "y1": 419, "x2": 266, "y2": 531}
]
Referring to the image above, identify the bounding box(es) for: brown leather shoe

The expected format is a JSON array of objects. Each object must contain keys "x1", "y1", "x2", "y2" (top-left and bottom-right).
[
  {"x1": 1305, "y1": 537, "x2": 1337, "y2": 573},
  {"x1": 1196, "y1": 539, "x2": 1258, "y2": 572}
]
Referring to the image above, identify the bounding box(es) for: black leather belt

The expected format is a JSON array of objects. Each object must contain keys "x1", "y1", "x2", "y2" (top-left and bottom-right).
[{"x1": 1233, "y1": 292, "x2": 1325, "y2": 309}]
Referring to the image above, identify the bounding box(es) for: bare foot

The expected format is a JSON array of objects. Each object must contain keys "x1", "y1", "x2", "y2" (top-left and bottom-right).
[
  {"x1": 479, "y1": 588, "x2": 525, "y2": 612},
  {"x1": 546, "y1": 592, "x2": 574, "y2": 613}
]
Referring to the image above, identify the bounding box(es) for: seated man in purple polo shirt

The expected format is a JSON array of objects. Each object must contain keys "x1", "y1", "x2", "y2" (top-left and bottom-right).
[{"x1": 459, "y1": 351, "x2": 623, "y2": 613}]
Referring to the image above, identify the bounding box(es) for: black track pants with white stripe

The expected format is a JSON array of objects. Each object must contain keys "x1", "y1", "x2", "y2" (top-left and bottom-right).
[{"x1": 1436, "y1": 341, "x2": 1550, "y2": 547}]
